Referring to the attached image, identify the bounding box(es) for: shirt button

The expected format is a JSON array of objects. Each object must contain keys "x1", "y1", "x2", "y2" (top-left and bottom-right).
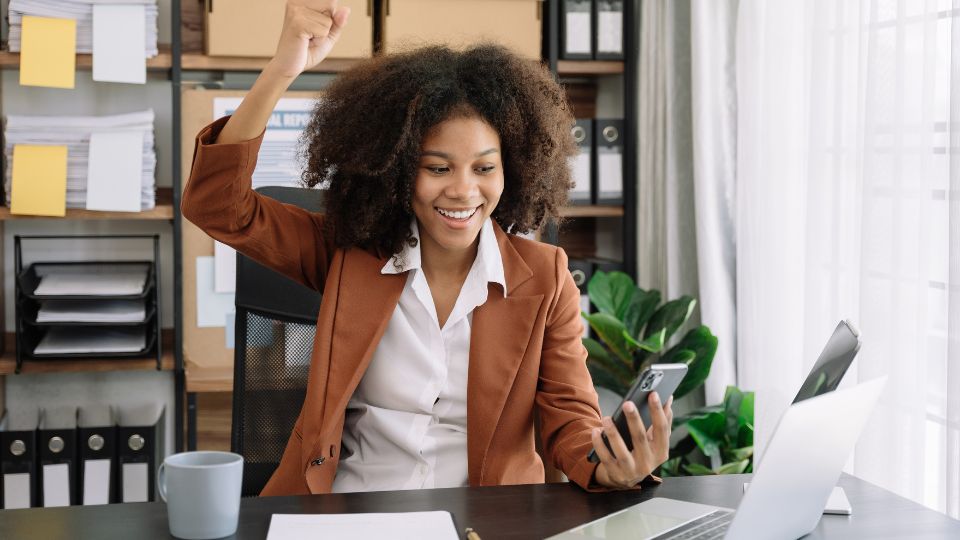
[{"x1": 310, "y1": 457, "x2": 325, "y2": 466}]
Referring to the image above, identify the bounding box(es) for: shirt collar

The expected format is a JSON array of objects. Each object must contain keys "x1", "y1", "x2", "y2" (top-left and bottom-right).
[{"x1": 381, "y1": 218, "x2": 507, "y2": 297}]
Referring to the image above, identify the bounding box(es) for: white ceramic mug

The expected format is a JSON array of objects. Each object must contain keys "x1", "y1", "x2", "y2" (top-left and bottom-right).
[{"x1": 158, "y1": 451, "x2": 244, "y2": 540}]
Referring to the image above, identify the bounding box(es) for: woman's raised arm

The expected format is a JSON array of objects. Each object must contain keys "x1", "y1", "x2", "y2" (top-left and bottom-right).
[{"x1": 216, "y1": 0, "x2": 350, "y2": 144}]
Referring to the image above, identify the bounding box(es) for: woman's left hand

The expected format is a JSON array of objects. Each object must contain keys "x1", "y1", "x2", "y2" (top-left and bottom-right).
[{"x1": 592, "y1": 392, "x2": 674, "y2": 489}]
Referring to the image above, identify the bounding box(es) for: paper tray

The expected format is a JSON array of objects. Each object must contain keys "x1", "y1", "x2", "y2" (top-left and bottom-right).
[
  {"x1": 24, "y1": 324, "x2": 158, "y2": 359},
  {"x1": 18, "y1": 261, "x2": 155, "y2": 300}
]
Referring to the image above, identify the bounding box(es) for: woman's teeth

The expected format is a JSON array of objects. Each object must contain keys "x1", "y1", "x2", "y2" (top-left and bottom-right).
[{"x1": 436, "y1": 207, "x2": 478, "y2": 220}]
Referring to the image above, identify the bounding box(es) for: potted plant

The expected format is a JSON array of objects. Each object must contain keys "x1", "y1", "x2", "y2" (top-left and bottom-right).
[{"x1": 582, "y1": 270, "x2": 754, "y2": 476}]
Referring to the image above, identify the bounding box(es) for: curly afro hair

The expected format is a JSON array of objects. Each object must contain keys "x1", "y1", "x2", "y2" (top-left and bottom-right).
[{"x1": 300, "y1": 43, "x2": 576, "y2": 257}]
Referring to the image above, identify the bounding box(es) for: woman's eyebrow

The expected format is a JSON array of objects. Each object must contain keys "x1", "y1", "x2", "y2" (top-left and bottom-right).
[{"x1": 421, "y1": 148, "x2": 500, "y2": 159}]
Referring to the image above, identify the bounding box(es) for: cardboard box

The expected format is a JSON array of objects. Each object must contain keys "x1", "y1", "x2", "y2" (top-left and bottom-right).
[
  {"x1": 382, "y1": 0, "x2": 544, "y2": 58},
  {"x1": 205, "y1": 0, "x2": 373, "y2": 58}
]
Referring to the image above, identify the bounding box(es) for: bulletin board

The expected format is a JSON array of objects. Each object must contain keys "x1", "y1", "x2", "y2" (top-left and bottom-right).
[{"x1": 180, "y1": 87, "x2": 322, "y2": 392}]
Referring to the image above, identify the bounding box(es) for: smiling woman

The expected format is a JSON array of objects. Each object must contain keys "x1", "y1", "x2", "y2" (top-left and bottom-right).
[{"x1": 180, "y1": 0, "x2": 673, "y2": 498}]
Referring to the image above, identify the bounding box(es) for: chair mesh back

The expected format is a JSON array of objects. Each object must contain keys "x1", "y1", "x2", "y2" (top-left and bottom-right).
[
  {"x1": 234, "y1": 310, "x2": 315, "y2": 497},
  {"x1": 231, "y1": 186, "x2": 325, "y2": 497}
]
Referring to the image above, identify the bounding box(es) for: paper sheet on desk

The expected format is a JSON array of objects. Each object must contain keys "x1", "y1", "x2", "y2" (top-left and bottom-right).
[{"x1": 266, "y1": 512, "x2": 459, "y2": 540}]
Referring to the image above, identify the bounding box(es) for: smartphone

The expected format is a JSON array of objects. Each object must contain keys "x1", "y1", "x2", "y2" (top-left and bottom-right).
[{"x1": 587, "y1": 363, "x2": 688, "y2": 463}]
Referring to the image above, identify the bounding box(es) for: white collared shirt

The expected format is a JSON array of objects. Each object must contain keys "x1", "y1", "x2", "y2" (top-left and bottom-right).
[{"x1": 331, "y1": 218, "x2": 506, "y2": 493}]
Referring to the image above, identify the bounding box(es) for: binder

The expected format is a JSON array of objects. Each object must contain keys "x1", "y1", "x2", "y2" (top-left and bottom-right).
[
  {"x1": 568, "y1": 119, "x2": 594, "y2": 205},
  {"x1": 38, "y1": 406, "x2": 78, "y2": 507},
  {"x1": 116, "y1": 403, "x2": 164, "y2": 503},
  {"x1": 569, "y1": 259, "x2": 594, "y2": 339},
  {"x1": 595, "y1": 119, "x2": 625, "y2": 205},
  {"x1": 561, "y1": 0, "x2": 593, "y2": 60},
  {"x1": 0, "y1": 408, "x2": 40, "y2": 509},
  {"x1": 594, "y1": 0, "x2": 624, "y2": 60},
  {"x1": 78, "y1": 404, "x2": 115, "y2": 505}
]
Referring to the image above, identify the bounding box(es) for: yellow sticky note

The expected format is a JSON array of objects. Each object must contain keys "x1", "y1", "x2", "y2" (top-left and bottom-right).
[
  {"x1": 11, "y1": 145, "x2": 68, "y2": 217},
  {"x1": 20, "y1": 16, "x2": 76, "y2": 89}
]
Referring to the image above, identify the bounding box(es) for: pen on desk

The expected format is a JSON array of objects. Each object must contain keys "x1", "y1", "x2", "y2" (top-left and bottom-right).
[{"x1": 465, "y1": 527, "x2": 482, "y2": 540}]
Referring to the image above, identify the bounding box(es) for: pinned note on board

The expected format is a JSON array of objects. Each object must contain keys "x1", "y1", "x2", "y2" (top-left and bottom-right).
[
  {"x1": 11, "y1": 145, "x2": 68, "y2": 217},
  {"x1": 92, "y1": 5, "x2": 146, "y2": 84},
  {"x1": 20, "y1": 16, "x2": 76, "y2": 89}
]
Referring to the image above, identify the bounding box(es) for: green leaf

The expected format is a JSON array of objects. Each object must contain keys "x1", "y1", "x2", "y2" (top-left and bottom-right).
[
  {"x1": 667, "y1": 326, "x2": 718, "y2": 400},
  {"x1": 727, "y1": 446, "x2": 754, "y2": 462},
  {"x1": 582, "y1": 337, "x2": 633, "y2": 383},
  {"x1": 723, "y1": 386, "x2": 744, "y2": 440},
  {"x1": 739, "y1": 391, "x2": 755, "y2": 428},
  {"x1": 716, "y1": 460, "x2": 750, "y2": 475},
  {"x1": 586, "y1": 363, "x2": 628, "y2": 397},
  {"x1": 673, "y1": 405, "x2": 724, "y2": 426},
  {"x1": 682, "y1": 463, "x2": 716, "y2": 476},
  {"x1": 587, "y1": 271, "x2": 635, "y2": 319},
  {"x1": 659, "y1": 457, "x2": 682, "y2": 477},
  {"x1": 623, "y1": 327, "x2": 666, "y2": 353},
  {"x1": 643, "y1": 296, "x2": 697, "y2": 343},
  {"x1": 584, "y1": 313, "x2": 632, "y2": 364},
  {"x1": 623, "y1": 288, "x2": 661, "y2": 337},
  {"x1": 685, "y1": 412, "x2": 725, "y2": 458},
  {"x1": 737, "y1": 423, "x2": 754, "y2": 448}
]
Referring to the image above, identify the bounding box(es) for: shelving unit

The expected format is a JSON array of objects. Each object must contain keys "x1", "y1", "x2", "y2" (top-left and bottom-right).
[
  {"x1": 0, "y1": 330, "x2": 176, "y2": 375},
  {"x1": 0, "y1": 45, "x2": 174, "y2": 71},
  {"x1": 0, "y1": 0, "x2": 638, "y2": 455}
]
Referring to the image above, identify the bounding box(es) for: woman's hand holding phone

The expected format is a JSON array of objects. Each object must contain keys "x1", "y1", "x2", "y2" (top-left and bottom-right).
[
  {"x1": 591, "y1": 392, "x2": 674, "y2": 489},
  {"x1": 269, "y1": 0, "x2": 351, "y2": 80}
]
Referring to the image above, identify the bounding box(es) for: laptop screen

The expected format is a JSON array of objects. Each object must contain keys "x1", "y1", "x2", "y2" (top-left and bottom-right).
[{"x1": 792, "y1": 320, "x2": 861, "y2": 403}]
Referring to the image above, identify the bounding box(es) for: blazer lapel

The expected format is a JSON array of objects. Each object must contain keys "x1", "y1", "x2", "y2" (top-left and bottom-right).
[
  {"x1": 318, "y1": 248, "x2": 405, "y2": 432},
  {"x1": 467, "y1": 226, "x2": 543, "y2": 484}
]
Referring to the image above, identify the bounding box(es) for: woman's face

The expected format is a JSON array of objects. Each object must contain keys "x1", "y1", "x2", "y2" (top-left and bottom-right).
[{"x1": 412, "y1": 114, "x2": 505, "y2": 258}]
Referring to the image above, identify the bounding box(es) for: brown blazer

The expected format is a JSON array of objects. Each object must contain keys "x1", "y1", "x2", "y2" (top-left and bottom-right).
[{"x1": 182, "y1": 117, "x2": 606, "y2": 495}]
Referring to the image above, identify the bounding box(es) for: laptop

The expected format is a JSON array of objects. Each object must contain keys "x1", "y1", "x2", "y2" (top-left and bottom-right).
[{"x1": 547, "y1": 323, "x2": 883, "y2": 540}]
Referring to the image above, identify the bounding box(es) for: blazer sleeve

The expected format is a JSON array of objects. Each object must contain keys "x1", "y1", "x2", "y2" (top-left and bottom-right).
[
  {"x1": 535, "y1": 247, "x2": 607, "y2": 490},
  {"x1": 181, "y1": 116, "x2": 335, "y2": 292}
]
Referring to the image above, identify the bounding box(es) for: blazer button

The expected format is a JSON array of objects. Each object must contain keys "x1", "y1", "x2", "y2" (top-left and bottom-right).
[{"x1": 310, "y1": 457, "x2": 325, "y2": 466}]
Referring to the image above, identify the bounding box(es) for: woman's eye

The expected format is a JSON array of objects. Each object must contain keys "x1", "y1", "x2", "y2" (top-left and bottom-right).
[
  {"x1": 427, "y1": 166, "x2": 449, "y2": 174},
  {"x1": 476, "y1": 166, "x2": 496, "y2": 175}
]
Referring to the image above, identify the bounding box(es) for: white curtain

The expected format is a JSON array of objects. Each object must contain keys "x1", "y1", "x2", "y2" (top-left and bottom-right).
[
  {"x1": 736, "y1": 0, "x2": 960, "y2": 518},
  {"x1": 636, "y1": 0, "x2": 700, "y2": 306},
  {"x1": 690, "y1": 0, "x2": 740, "y2": 405}
]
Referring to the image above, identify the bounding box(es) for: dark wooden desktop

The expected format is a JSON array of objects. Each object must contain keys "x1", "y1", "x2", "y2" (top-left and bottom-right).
[{"x1": 0, "y1": 473, "x2": 957, "y2": 539}]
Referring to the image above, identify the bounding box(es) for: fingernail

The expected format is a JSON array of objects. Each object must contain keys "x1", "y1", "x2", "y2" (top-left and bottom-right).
[
  {"x1": 652, "y1": 393, "x2": 661, "y2": 404},
  {"x1": 623, "y1": 402, "x2": 636, "y2": 413},
  {"x1": 593, "y1": 428, "x2": 601, "y2": 437}
]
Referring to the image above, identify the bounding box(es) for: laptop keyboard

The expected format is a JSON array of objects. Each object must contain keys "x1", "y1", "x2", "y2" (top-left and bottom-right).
[{"x1": 649, "y1": 509, "x2": 734, "y2": 540}]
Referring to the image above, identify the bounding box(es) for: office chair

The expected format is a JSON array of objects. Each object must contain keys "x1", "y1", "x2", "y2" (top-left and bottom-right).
[{"x1": 230, "y1": 186, "x2": 324, "y2": 497}]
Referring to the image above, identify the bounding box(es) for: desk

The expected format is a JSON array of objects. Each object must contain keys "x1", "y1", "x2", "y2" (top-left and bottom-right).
[{"x1": 0, "y1": 474, "x2": 957, "y2": 539}]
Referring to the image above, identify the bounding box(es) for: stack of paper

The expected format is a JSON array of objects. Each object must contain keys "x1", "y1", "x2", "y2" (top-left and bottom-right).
[
  {"x1": 213, "y1": 97, "x2": 316, "y2": 190},
  {"x1": 37, "y1": 299, "x2": 147, "y2": 323},
  {"x1": 7, "y1": 0, "x2": 159, "y2": 57},
  {"x1": 4, "y1": 110, "x2": 157, "y2": 211},
  {"x1": 34, "y1": 265, "x2": 149, "y2": 296},
  {"x1": 34, "y1": 326, "x2": 146, "y2": 355}
]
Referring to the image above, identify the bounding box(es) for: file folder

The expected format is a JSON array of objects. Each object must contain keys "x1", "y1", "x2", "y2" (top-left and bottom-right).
[
  {"x1": 39, "y1": 406, "x2": 78, "y2": 507},
  {"x1": 594, "y1": 0, "x2": 624, "y2": 60},
  {"x1": 569, "y1": 119, "x2": 594, "y2": 205},
  {"x1": 117, "y1": 403, "x2": 164, "y2": 503},
  {"x1": 0, "y1": 408, "x2": 40, "y2": 509},
  {"x1": 561, "y1": 0, "x2": 593, "y2": 60},
  {"x1": 569, "y1": 259, "x2": 594, "y2": 339},
  {"x1": 595, "y1": 119, "x2": 625, "y2": 205},
  {"x1": 78, "y1": 404, "x2": 115, "y2": 505}
]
